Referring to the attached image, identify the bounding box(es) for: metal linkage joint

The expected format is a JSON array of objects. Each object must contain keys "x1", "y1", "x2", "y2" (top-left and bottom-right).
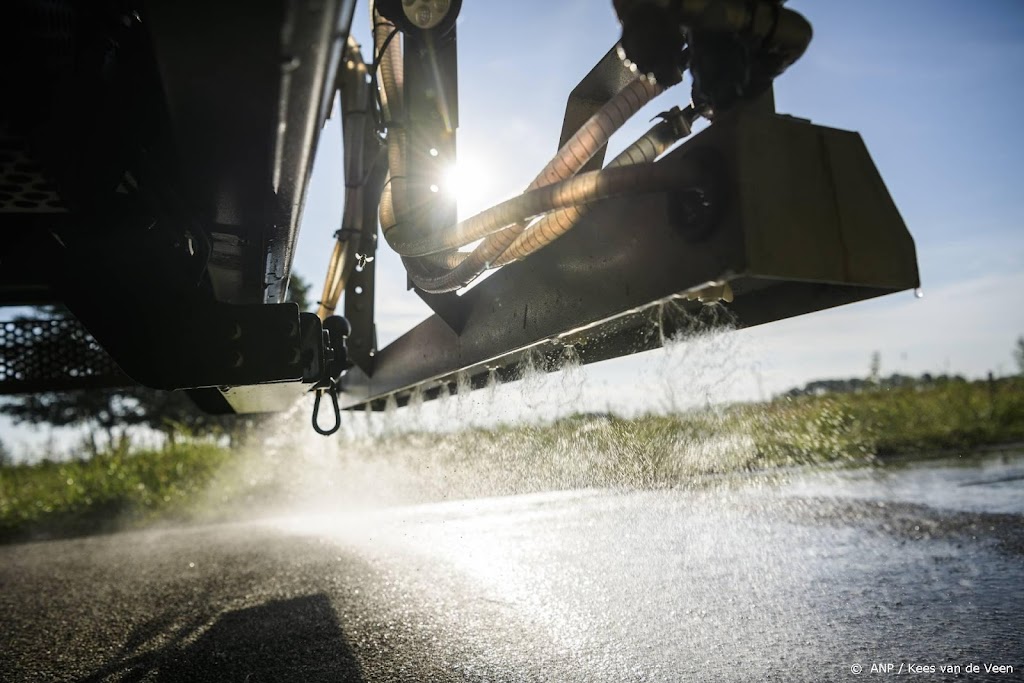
[
  {"x1": 312, "y1": 384, "x2": 341, "y2": 436},
  {"x1": 309, "y1": 314, "x2": 352, "y2": 436}
]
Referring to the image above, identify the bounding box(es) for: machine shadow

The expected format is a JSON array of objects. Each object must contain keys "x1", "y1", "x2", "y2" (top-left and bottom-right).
[{"x1": 76, "y1": 593, "x2": 365, "y2": 683}]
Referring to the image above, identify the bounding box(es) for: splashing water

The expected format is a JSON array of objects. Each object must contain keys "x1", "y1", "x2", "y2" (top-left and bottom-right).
[
  {"x1": 184, "y1": 296, "x2": 881, "y2": 521},
  {"x1": 644, "y1": 297, "x2": 752, "y2": 415}
]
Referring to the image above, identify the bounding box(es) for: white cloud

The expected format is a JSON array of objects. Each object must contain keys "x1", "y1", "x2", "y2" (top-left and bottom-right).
[{"x1": 748, "y1": 270, "x2": 1024, "y2": 384}]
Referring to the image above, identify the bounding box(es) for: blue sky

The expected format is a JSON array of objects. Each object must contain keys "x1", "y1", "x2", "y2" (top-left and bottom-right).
[
  {"x1": 292, "y1": 0, "x2": 1024, "y2": 408},
  {"x1": 4, "y1": 1, "x2": 1023, "y2": 451}
]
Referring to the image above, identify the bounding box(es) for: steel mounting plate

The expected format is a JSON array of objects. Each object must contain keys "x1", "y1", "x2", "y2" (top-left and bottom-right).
[{"x1": 339, "y1": 111, "x2": 920, "y2": 410}]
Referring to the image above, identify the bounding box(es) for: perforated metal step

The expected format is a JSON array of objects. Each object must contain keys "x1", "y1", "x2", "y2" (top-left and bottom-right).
[{"x1": 0, "y1": 317, "x2": 132, "y2": 394}]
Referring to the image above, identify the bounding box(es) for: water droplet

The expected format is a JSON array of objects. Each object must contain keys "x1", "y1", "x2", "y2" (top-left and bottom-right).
[{"x1": 914, "y1": 288, "x2": 924, "y2": 299}]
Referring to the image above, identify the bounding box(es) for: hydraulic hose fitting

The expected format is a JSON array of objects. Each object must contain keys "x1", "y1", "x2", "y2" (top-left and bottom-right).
[
  {"x1": 688, "y1": 1, "x2": 812, "y2": 116},
  {"x1": 613, "y1": 0, "x2": 813, "y2": 117}
]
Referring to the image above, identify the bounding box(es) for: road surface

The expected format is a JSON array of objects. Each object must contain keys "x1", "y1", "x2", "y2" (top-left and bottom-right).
[{"x1": 2, "y1": 452, "x2": 1022, "y2": 681}]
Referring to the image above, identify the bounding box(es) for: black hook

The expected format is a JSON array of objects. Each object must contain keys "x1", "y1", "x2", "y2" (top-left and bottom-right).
[{"x1": 312, "y1": 386, "x2": 341, "y2": 436}]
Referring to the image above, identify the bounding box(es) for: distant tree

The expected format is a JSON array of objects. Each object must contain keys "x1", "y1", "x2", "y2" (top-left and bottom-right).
[
  {"x1": 1, "y1": 390, "x2": 127, "y2": 457},
  {"x1": 1014, "y1": 336, "x2": 1024, "y2": 376},
  {"x1": 286, "y1": 272, "x2": 312, "y2": 312},
  {"x1": 0, "y1": 438, "x2": 11, "y2": 467},
  {"x1": 786, "y1": 378, "x2": 869, "y2": 397},
  {"x1": 0, "y1": 385, "x2": 245, "y2": 456}
]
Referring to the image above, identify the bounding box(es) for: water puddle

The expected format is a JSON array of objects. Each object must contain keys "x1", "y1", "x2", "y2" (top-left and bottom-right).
[{"x1": 779, "y1": 450, "x2": 1024, "y2": 515}]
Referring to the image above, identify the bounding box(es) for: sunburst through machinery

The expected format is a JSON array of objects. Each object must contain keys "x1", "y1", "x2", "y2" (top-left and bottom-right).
[{"x1": 0, "y1": 0, "x2": 918, "y2": 435}]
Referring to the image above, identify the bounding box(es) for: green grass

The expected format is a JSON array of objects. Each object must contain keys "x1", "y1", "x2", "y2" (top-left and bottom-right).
[
  {"x1": 829, "y1": 377, "x2": 1024, "y2": 455},
  {"x1": 740, "y1": 376, "x2": 1024, "y2": 467},
  {"x1": 0, "y1": 442, "x2": 233, "y2": 542},
  {"x1": 2, "y1": 377, "x2": 1022, "y2": 542}
]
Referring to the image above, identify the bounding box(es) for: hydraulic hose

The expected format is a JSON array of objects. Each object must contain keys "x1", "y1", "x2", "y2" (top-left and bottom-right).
[
  {"x1": 492, "y1": 106, "x2": 696, "y2": 267},
  {"x1": 372, "y1": 2, "x2": 403, "y2": 122},
  {"x1": 532, "y1": 77, "x2": 664, "y2": 189},
  {"x1": 401, "y1": 160, "x2": 709, "y2": 292},
  {"x1": 476, "y1": 77, "x2": 663, "y2": 258},
  {"x1": 373, "y1": 3, "x2": 408, "y2": 231},
  {"x1": 396, "y1": 161, "x2": 705, "y2": 259},
  {"x1": 317, "y1": 238, "x2": 352, "y2": 319},
  {"x1": 398, "y1": 77, "x2": 665, "y2": 290}
]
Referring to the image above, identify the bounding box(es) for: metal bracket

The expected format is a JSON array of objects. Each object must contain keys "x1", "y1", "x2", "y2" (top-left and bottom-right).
[
  {"x1": 202, "y1": 311, "x2": 330, "y2": 414},
  {"x1": 413, "y1": 289, "x2": 466, "y2": 334},
  {"x1": 340, "y1": 112, "x2": 920, "y2": 410},
  {"x1": 344, "y1": 247, "x2": 379, "y2": 376},
  {"x1": 403, "y1": 27, "x2": 459, "y2": 235},
  {"x1": 400, "y1": 26, "x2": 466, "y2": 332},
  {"x1": 344, "y1": 158, "x2": 386, "y2": 376}
]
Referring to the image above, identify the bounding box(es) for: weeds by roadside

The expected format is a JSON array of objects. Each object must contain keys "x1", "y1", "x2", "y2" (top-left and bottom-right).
[{"x1": 2, "y1": 377, "x2": 1022, "y2": 543}]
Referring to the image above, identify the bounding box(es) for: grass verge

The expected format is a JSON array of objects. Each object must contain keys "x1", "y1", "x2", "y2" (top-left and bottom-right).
[{"x1": 2, "y1": 377, "x2": 1022, "y2": 542}]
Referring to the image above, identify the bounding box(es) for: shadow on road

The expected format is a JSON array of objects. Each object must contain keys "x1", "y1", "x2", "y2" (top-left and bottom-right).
[{"x1": 75, "y1": 593, "x2": 364, "y2": 682}]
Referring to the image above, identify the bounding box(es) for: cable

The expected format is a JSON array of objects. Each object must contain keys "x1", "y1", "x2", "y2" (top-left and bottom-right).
[
  {"x1": 471, "y1": 77, "x2": 664, "y2": 263},
  {"x1": 368, "y1": 26, "x2": 398, "y2": 132},
  {"x1": 492, "y1": 106, "x2": 697, "y2": 267},
  {"x1": 394, "y1": 161, "x2": 705, "y2": 259},
  {"x1": 392, "y1": 76, "x2": 666, "y2": 290}
]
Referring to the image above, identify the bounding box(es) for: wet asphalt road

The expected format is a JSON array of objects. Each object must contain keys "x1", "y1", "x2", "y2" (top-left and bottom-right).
[{"x1": 1, "y1": 454, "x2": 1022, "y2": 682}]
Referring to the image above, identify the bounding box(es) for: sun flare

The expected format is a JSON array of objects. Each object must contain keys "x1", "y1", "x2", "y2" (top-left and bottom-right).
[{"x1": 441, "y1": 155, "x2": 492, "y2": 219}]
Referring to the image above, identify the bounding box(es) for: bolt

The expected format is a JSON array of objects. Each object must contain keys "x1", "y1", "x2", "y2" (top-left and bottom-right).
[{"x1": 668, "y1": 187, "x2": 716, "y2": 243}]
